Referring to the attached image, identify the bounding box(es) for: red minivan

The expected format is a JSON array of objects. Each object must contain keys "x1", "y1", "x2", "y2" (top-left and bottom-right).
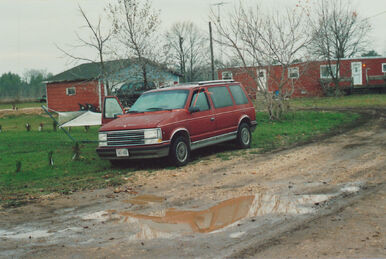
[{"x1": 97, "y1": 80, "x2": 257, "y2": 166}]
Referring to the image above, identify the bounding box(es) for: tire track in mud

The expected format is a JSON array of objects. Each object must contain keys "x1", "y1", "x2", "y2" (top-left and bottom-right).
[
  {"x1": 229, "y1": 182, "x2": 385, "y2": 258},
  {"x1": 0, "y1": 108, "x2": 385, "y2": 258}
]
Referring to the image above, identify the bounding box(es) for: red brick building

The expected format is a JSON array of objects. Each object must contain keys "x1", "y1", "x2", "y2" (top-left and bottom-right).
[
  {"x1": 46, "y1": 59, "x2": 181, "y2": 112},
  {"x1": 218, "y1": 56, "x2": 386, "y2": 98},
  {"x1": 46, "y1": 80, "x2": 104, "y2": 112}
]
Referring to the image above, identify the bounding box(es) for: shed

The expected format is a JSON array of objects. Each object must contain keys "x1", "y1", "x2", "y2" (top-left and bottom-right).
[{"x1": 45, "y1": 59, "x2": 181, "y2": 112}]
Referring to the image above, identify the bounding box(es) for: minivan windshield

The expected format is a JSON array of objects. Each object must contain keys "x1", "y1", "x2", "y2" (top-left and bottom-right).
[{"x1": 129, "y1": 89, "x2": 189, "y2": 112}]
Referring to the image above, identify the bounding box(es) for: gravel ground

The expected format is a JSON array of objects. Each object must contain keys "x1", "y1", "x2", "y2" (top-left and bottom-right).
[{"x1": 0, "y1": 108, "x2": 385, "y2": 258}]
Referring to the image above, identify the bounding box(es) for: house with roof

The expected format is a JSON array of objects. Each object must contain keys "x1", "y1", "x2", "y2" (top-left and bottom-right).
[
  {"x1": 45, "y1": 59, "x2": 181, "y2": 112},
  {"x1": 218, "y1": 56, "x2": 386, "y2": 98}
]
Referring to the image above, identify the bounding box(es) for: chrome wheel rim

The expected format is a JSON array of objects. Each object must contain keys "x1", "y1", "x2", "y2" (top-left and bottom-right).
[
  {"x1": 241, "y1": 127, "x2": 250, "y2": 145},
  {"x1": 176, "y1": 141, "x2": 188, "y2": 162}
]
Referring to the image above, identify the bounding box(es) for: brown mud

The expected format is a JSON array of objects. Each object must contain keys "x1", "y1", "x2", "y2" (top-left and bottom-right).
[{"x1": 0, "y1": 108, "x2": 385, "y2": 258}]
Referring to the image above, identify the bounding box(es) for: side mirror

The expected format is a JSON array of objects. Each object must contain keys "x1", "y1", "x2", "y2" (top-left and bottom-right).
[{"x1": 189, "y1": 106, "x2": 200, "y2": 113}]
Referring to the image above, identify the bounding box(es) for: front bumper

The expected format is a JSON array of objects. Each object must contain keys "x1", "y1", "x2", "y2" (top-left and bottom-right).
[{"x1": 96, "y1": 144, "x2": 170, "y2": 160}]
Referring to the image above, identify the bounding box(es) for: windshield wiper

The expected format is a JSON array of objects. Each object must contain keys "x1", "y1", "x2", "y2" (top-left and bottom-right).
[{"x1": 127, "y1": 110, "x2": 144, "y2": 113}]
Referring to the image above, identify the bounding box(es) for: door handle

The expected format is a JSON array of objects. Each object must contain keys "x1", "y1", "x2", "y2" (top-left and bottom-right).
[{"x1": 210, "y1": 117, "x2": 215, "y2": 121}]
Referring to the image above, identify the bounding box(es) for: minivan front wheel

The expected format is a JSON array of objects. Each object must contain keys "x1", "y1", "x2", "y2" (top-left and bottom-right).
[
  {"x1": 237, "y1": 122, "x2": 251, "y2": 149},
  {"x1": 170, "y1": 136, "x2": 190, "y2": 166}
]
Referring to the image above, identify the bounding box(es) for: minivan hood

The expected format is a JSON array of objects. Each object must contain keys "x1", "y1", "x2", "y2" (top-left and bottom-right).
[{"x1": 99, "y1": 110, "x2": 185, "y2": 132}]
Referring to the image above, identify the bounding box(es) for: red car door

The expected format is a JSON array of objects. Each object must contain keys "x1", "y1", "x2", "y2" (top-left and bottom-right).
[
  {"x1": 187, "y1": 90, "x2": 217, "y2": 142},
  {"x1": 207, "y1": 85, "x2": 239, "y2": 136},
  {"x1": 101, "y1": 96, "x2": 125, "y2": 125}
]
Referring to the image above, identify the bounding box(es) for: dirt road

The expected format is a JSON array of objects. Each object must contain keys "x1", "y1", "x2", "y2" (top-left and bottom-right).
[{"x1": 0, "y1": 109, "x2": 385, "y2": 258}]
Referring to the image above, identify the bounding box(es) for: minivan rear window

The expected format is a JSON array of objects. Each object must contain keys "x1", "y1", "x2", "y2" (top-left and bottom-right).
[
  {"x1": 229, "y1": 85, "x2": 249, "y2": 105},
  {"x1": 208, "y1": 86, "x2": 233, "y2": 108}
]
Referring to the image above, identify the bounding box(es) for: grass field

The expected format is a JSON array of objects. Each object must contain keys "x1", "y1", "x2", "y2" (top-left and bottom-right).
[
  {"x1": 252, "y1": 111, "x2": 359, "y2": 150},
  {"x1": 0, "y1": 113, "x2": 127, "y2": 207},
  {"x1": 0, "y1": 110, "x2": 360, "y2": 207},
  {"x1": 290, "y1": 94, "x2": 386, "y2": 109},
  {"x1": 0, "y1": 102, "x2": 43, "y2": 110}
]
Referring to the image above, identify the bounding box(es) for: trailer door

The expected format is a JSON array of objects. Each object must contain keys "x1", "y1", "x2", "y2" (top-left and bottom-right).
[{"x1": 351, "y1": 62, "x2": 362, "y2": 86}]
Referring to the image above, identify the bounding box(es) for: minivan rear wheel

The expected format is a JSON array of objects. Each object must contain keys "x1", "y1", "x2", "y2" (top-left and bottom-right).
[
  {"x1": 237, "y1": 122, "x2": 251, "y2": 149},
  {"x1": 170, "y1": 136, "x2": 190, "y2": 166}
]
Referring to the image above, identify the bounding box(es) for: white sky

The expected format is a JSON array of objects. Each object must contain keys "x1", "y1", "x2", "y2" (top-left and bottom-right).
[{"x1": 0, "y1": 0, "x2": 385, "y2": 76}]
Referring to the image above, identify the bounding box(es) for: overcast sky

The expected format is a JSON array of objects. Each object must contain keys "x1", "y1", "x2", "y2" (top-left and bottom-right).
[{"x1": 0, "y1": 0, "x2": 385, "y2": 76}]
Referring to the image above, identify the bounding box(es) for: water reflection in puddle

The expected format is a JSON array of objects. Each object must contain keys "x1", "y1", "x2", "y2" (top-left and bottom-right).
[
  {"x1": 0, "y1": 229, "x2": 53, "y2": 239},
  {"x1": 125, "y1": 195, "x2": 165, "y2": 205},
  {"x1": 0, "y1": 226, "x2": 84, "y2": 240},
  {"x1": 97, "y1": 193, "x2": 333, "y2": 240}
]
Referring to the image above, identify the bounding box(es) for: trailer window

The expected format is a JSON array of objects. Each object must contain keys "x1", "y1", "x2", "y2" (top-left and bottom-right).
[
  {"x1": 288, "y1": 67, "x2": 299, "y2": 79},
  {"x1": 320, "y1": 65, "x2": 339, "y2": 79},
  {"x1": 222, "y1": 71, "x2": 233, "y2": 80}
]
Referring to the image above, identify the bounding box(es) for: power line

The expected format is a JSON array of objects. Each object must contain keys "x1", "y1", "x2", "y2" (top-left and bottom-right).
[{"x1": 364, "y1": 10, "x2": 386, "y2": 20}]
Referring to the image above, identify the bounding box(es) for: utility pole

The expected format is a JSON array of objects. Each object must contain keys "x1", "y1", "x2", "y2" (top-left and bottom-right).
[
  {"x1": 209, "y1": 22, "x2": 215, "y2": 80},
  {"x1": 178, "y1": 36, "x2": 185, "y2": 82},
  {"x1": 211, "y1": 1, "x2": 228, "y2": 64}
]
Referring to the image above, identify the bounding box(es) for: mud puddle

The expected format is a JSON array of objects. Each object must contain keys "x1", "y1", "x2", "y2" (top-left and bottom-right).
[
  {"x1": 125, "y1": 194, "x2": 165, "y2": 205},
  {"x1": 0, "y1": 183, "x2": 362, "y2": 243},
  {"x1": 0, "y1": 229, "x2": 52, "y2": 239},
  {"x1": 0, "y1": 226, "x2": 83, "y2": 240},
  {"x1": 80, "y1": 184, "x2": 361, "y2": 241}
]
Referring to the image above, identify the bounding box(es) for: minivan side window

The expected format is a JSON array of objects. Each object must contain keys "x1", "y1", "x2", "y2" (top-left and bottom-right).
[
  {"x1": 229, "y1": 85, "x2": 249, "y2": 105},
  {"x1": 208, "y1": 86, "x2": 234, "y2": 108},
  {"x1": 190, "y1": 91, "x2": 210, "y2": 111}
]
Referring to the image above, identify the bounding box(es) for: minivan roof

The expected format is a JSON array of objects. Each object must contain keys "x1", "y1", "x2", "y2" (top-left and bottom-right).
[{"x1": 148, "y1": 80, "x2": 237, "y2": 93}]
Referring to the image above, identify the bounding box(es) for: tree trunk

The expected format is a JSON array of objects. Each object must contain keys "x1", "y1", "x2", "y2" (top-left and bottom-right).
[{"x1": 142, "y1": 64, "x2": 148, "y2": 88}]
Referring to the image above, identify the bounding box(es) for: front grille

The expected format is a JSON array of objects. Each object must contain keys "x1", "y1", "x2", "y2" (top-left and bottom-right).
[{"x1": 107, "y1": 130, "x2": 145, "y2": 146}]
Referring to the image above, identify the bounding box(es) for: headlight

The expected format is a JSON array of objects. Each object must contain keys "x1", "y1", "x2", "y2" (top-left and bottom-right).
[
  {"x1": 144, "y1": 128, "x2": 162, "y2": 144},
  {"x1": 144, "y1": 129, "x2": 160, "y2": 139},
  {"x1": 98, "y1": 133, "x2": 107, "y2": 147}
]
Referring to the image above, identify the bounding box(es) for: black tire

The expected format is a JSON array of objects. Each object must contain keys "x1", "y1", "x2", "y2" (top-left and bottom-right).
[
  {"x1": 237, "y1": 122, "x2": 251, "y2": 149},
  {"x1": 169, "y1": 136, "x2": 190, "y2": 166}
]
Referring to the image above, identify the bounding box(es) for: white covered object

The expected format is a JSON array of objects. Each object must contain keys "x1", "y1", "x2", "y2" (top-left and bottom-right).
[{"x1": 59, "y1": 111, "x2": 101, "y2": 128}]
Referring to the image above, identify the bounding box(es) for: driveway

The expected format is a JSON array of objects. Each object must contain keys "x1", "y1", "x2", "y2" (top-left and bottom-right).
[{"x1": 0, "y1": 109, "x2": 385, "y2": 258}]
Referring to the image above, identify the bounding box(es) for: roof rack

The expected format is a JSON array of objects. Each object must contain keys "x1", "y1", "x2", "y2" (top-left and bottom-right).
[{"x1": 197, "y1": 80, "x2": 235, "y2": 85}]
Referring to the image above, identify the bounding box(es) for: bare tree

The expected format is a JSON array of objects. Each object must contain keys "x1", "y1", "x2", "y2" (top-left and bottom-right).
[
  {"x1": 56, "y1": 5, "x2": 114, "y2": 93},
  {"x1": 107, "y1": 0, "x2": 161, "y2": 88},
  {"x1": 308, "y1": 0, "x2": 370, "y2": 94},
  {"x1": 165, "y1": 22, "x2": 188, "y2": 81},
  {"x1": 211, "y1": 2, "x2": 310, "y2": 119},
  {"x1": 165, "y1": 21, "x2": 207, "y2": 82}
]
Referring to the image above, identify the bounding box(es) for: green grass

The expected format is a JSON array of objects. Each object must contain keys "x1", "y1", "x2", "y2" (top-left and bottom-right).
[
  {"x1": 0, "y1": 114, "x2": 129, "y2": 207},
  {"x1": 251, "y1": 111, "x2": 359, "y2": 151},
  {"x1": 0, "y1": 114, "x2": 52, "y2": 131},
  {"x1": 290, "y1": 94, "x2": 386, "y2": 109},
  {"x1": 0, "y1": 110, "x2": 360, "y2": 207},
  {"x1": 0, "y1": 102, "x2": 42, "y2": 110}
]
